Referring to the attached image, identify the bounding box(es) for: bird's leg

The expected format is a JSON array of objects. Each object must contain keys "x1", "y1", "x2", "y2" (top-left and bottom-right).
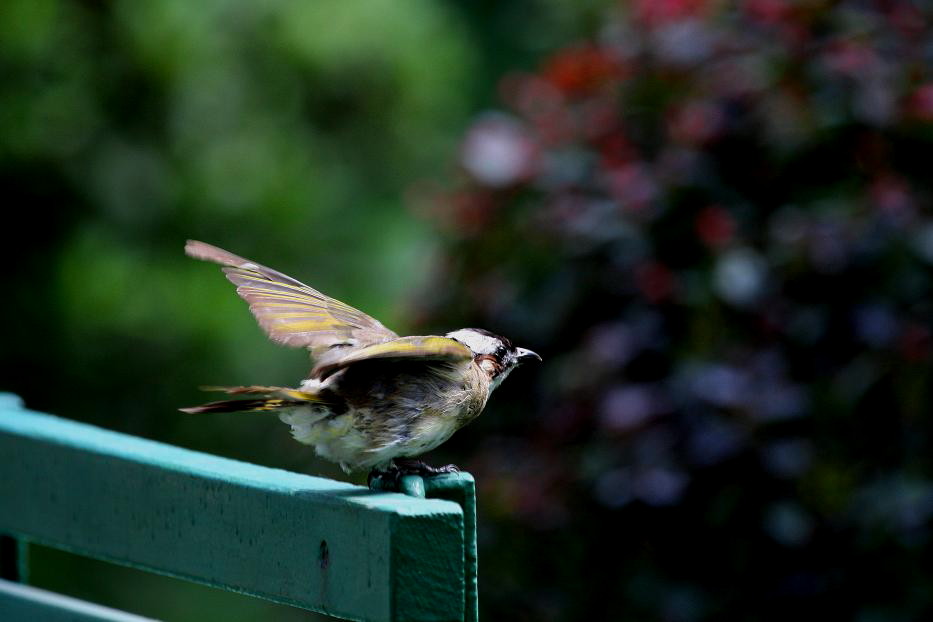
[
  {"x1": 393, "y1": 458, "x2": 460, "y2": 477},
  {"x1": 368, "y1": 460, "x2": 460, "y2": 491}
]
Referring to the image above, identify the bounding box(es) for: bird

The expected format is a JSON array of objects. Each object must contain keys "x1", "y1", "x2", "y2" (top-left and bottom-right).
[{"x1": 181, "y1": 240, "x2": 540, "y2": 480}]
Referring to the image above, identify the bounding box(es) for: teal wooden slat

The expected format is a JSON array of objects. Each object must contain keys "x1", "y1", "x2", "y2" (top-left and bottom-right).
[
  {"x1": 372, "y1": 474, "x2": 478, "y2": 622},
  {"x1": 422, "y1": 476, "x2": 478, "y2": 622},
  {"x1": 0, "y1": 396, "x2": 466, "y2": 622},
  {"x1": 0, "y1": 393, "x2": 23, "y2": 409},
  {"x1": 0, "y1": 579, "x2": 158, "y2": 622}
]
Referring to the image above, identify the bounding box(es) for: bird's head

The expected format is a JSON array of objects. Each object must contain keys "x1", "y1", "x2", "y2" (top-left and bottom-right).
[{"x1": 446, "y1": 328, "x2": 541, "y2": 392}]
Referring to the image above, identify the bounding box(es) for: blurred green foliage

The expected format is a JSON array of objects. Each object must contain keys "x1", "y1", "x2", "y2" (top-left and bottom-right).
[{"x1": 2, "y1": 0, "x2": 477, "y2": 450}]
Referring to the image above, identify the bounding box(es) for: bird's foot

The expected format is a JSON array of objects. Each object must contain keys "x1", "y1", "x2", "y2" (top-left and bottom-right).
[
  {"x1": 368, "y1": 460, "x2": 460, "y2": 491},
  {"x1": 393, "y1": 458, "x2": 460, "y2": 477}
]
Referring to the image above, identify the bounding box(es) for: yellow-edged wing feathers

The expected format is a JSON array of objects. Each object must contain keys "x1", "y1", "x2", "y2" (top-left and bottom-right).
[
  {"x1": 186, "y1": 240, "x2": 397, "y2": 356},
  {"x1": 311, "y1": 336, "x2": 473, "y2": 379}
]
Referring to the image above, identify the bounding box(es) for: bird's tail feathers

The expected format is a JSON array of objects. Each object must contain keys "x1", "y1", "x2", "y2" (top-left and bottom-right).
[{"x1": 180, "y1": 385, "x2": 324, "y2": 414}]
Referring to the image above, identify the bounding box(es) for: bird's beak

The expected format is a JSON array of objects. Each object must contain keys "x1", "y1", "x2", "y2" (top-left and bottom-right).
[{"x1": 515, "y1": 347, "x2": 542, "y2": 364}]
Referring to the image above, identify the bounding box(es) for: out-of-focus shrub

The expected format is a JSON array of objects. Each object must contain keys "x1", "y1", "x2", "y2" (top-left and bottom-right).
[
  {"x1": 0, "y1": 2, "x2": 476, "y2": 619},
  {"x1": 417, "y1": 2, "x2": 933, "y2": 619},
  {"x1": 0, "y1": 0, "x2": 474, "y2": 449}
]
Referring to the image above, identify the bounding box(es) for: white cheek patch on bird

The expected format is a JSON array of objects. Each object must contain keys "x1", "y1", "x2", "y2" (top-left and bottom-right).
[{"x1": 180, "y1": 240, "x2": 539, "y2": 479}]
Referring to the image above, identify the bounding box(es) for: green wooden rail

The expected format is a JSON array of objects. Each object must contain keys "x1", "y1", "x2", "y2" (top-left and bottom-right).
[{"x1": 0, "y1": 393, "x2": 478, "y2": 622}]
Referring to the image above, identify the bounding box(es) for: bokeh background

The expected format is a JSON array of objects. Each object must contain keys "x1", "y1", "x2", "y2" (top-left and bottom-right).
[{"x1": 4, "y1": 1, "x2": 933, "y2": 620}]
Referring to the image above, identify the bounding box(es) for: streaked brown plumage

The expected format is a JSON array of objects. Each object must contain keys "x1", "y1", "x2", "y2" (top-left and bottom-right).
[{"x1": 181, "y1": 241, "x2": 540, "y2": 474}]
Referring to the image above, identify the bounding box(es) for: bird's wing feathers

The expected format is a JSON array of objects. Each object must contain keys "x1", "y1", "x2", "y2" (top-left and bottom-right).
[
  {"x1": 186, "y1": 240, "x2": 397, "y2": 354},
  {"x1": 311, "y1": 335, "x2": 473, "y2": 379}
]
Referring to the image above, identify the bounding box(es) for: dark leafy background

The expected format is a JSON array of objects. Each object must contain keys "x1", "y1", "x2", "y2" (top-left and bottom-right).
[{"x1": 4, "y1": 1, "x2": 933, "y2": 621}]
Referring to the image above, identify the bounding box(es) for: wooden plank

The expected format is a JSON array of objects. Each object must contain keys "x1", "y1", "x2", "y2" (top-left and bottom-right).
[
  {"x1": 422, "y1": 476, "x2": 478, "y2": 622},
  {"x1": 0, "y1": 579, "x2": 158, "y2": 622},
  {"x1": 0, "y1": 396, "x2": 465, "y2": 622},
  {"x1": 371, "y1": 474, "x2": 478, "y2": 622}
]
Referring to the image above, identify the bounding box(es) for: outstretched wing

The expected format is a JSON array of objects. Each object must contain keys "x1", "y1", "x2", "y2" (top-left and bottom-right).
[
  {"x1": 311, "y1": 335, "x2": 473, "y2": 379},
  {"x1": 186, "y1": 240, "x2": 397, "y2": 355}
]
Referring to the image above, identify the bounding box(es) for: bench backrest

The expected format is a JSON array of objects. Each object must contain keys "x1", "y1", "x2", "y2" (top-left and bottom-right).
[{"x1": 0, "y1": 394, "x2": 477, "y2": 622}]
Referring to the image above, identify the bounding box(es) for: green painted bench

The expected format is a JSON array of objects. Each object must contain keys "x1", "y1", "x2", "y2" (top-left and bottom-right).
[{"x1": 0, "y1": 393, "x2": 478, "y2": 622}]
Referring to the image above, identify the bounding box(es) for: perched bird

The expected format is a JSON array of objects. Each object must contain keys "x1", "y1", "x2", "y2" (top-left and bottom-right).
[{"x1": 181, "y1": 240, "x2": 540, "y2": 478}]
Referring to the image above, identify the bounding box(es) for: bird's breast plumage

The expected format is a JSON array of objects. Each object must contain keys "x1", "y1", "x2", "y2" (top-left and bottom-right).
[{"x1": 281, "y1": 359, "x2": 490, "y2": 471}]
